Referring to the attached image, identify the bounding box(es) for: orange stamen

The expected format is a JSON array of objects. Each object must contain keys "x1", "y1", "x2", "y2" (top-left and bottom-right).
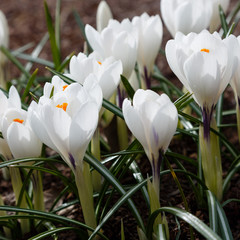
[
  {"x1": 13, "y1": 118, "x2": 24, "y2": 124},
  {"x1": 56, "y1": 102, "x2": 68, "y2": 111},
  {"x1": 97, "y1": 61, "x2": 102, "y2": 65},
  {"x1": 62, "y1": 85, "x2": 68, "y2": 91},
  {"x1": 201, "y1": 48, "x2": 210, "y2": 53}
]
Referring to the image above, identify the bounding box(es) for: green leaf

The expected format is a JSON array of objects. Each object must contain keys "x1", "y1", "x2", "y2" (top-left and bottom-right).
[
  {"x1": 216, "y1": 199, "x2": 234, "y2": 240},
  {"x1": 102, "y1": 98, "x2": 123, "y2": 119},
  {"x1": 28, "y1": 227, "x2": 81, "y2": 240},
  {"x1": 0, "y1": 206, "x2": 108, "y2": 240},
  {"x1": 206, "y1": 190, "x2": 218, "y2": 234},
  {"x1": 121, "y1": 74, "x2": 135, "y2": 99},
  {"x1": 147, "y1": 207, "x2": 221, "y2": 240},
  {"x1": 88, "y1": 178, "x2": 148, "y2": 240},
  {"x1": 21, "y1": 68, "x2": 39, "y2": 102},
  {"x1": 219, "y1": 5, "x2": 229, "y2": 37},
  {"x1": 45, "y1": 67, "x2": 75, "y2": 84},
  {"x1": 44, "y1": 1, "x2": 61, "y2": 68},
  {"x1": 84, "y1": 153, "x2": 145, "y2": 235},
  {"x1": 0, "y1": 46, "x2": 30, "y2": 79}
]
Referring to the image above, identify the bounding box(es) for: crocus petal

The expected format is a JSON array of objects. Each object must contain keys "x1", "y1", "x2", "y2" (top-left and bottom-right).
[
  {"x1": 69, "y1": 101, "x2": 99, "y2": 169},
  {"x1": 8, "y1": 86, "x2": 21, "y2": 109},
  {"x1": 7, "y1": 122, "x2": 42, "y2": 159},
  {"x1": 122, "y1": 98, "x2": 148, "y2": 151}
]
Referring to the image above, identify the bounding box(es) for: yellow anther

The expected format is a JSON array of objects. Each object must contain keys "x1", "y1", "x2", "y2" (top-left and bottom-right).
[
  {"x1": 56, "y1": 102, "x2": 68, "y2": 111},
  {"x1": 13, "y1": 118, "x2": 24, "y2": 124},
  {"x1": 62, "y1": 85, "x2": 68, "y2": 91},
  {"x1": 97, "y1": 61, "x2": 102, "y2": 65},
  {"x1": 201, "y1": 48, "x2": 210, "y2": 53}
]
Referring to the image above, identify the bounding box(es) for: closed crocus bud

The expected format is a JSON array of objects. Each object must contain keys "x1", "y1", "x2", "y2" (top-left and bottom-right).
[
  {"x1": 0, "y1": 10, "x2": 9, "y2": 89},
  {"x1": 96, "y1": 1, "x2": 113, "y2": 32},
  {"x1": 0, "y1": 10, "x2": 8, "y2": 63},
  {"x1": 230, "y1": 36, "x2": 240, "y2": 143},
  {"x1": 123, "y1": 89, "x2": 178, "y2": 199},
  {"x1": 210, "y1": 0, "x2": 230, "y2": 32},
  {"x1": 132, "y1": 13, "x2": 163, "y2": 88},
  {"x1": 85, "y1": 24, "x2": 137, "y2": 79},
  {"x1": 160, "y1": 0, "x2": 213, "y2": 37},
  {"x1": 67, "y1": 52, "x2": 122, "y2": 100}
]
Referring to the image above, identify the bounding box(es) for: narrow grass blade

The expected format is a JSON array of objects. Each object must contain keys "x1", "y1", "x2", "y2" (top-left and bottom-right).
[
  {"x1": 0, "y1": 207, "x2": 108, "y2": 240},
  {"x1": 84, "y1": 153, "x2": 145, "y2": 233},
  {"x1": 88, "y1": 178, "x2": 148, "y2": 240},
  {"x1": 121, "y1": 74, "x2": 135, "y2": 99},
  {"x1": 216, "y1": 200, "x2": 233, "y2": 240},
  {"x1": 0, "y1": 46, "x2": 30, "y2": 78},
  {"x1": 21, "y1": 68, "x2": 38, "y2": 102},
  {"x1": 44, "y1": 1, "x2": 61, "y2": 68},
  {"x1": 147, "y1": 207, "x2": 221, "y2": 240},
  {"x1": 206, "y1": 190, "x2": 218, "y2": 233},
  {"x1": 28, "y1": 227, "x2": 81, "y2": 240}
]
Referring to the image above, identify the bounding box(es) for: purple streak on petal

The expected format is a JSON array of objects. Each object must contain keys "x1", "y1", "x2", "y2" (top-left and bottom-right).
[
  {"x1": 202, "y1": 105, "x2": 214, "y2": 141},
  {"x1": 153, "y1": 127, "x2": 159, "y2": 146},
  {"x1": 117, "y1": 86, "x2": 123, "y2": 108},
  {"x1": 238, "y1": 96, "x2": 240, "y2": 109},
  {"x1": 151, "y1": 149, "x2": 163, "y2": 182},
  {"x1": 69, "y1": 153, "x2": 76, "y2": 170},
  {"x1": 144, "y1": 66, "x2": 151, "y2": 89}
]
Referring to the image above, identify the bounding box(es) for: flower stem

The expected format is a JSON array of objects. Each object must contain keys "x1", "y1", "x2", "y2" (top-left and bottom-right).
[
  {"x1": 91, "y1": 128, "x2": 102, "y2": 192},
  {"x1": 32, "y1": 170, "x2": 45, "y2": 211},
  {"x1": 117, "y1": 116, "x2": 129, "y2": 150},
  {"x1": 75, "y1": 162, "x2": 97, "y2": 236},
  {"x1": 236, "y1": 97, "x2": 240, "y2": 145},
  {"x1": 9, "y1": 167, "x2": 30, "y2": 234},
  {"x1": 199, "y1": 116, "x2": 222, "y2": 201}
]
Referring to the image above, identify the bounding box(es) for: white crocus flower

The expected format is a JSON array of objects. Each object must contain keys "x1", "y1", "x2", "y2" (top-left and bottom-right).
[
  {"x1": 29, "y1": 78, "x2": 102, "y2": 230},
  {"x1": 230, "y1": 36, "x2": 240, "y2": 99},
  {"x1": 29, "y1": 79, "x2": 102, "y2": 172},
  {"x1": 67, "y1": 52, "x2": 122, "y2": 100},
  {"x1": 165, "y1": 30, "x2": 237, "y2": 115},
  {"x1": 96, "y1": 0, "x2": 113, "y2": 32},
  {"x1": 160, "y1": 0, "x2": 213, "y2": 37},
  {"x1": 166, "y1": 30, "x2": 238, "y2": 200},
  {"x1": 0, "y1": 10, "x2": 8, "y2": 64},
  {"x1": 0, "y1": 86, "x2": 23, "y2": 160},
  {"x1": 0, "y1": 10, "x2": 9, "y2": 89},
  {"x1": 132, "y1": 13, "x2": 163, "y2": 88},
  {"x1": 123, "y1": 89, "x2": 178, "y2": 199},
  {"x1": 210, "y1": 0, "x2": 230, "y2": 32},
  {"x1": 85, "y1": 24, "x2": 137, "y2": 79},
  {"x1": 2, "y1": 108, "x2": 42, "y2": 159},
  {"x1": 230, "y1": 36, "x2": 240, "y2": 143}
]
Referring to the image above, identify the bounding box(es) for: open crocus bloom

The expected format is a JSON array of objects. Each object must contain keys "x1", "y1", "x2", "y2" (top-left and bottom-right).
[
  {"x1": 0, "y1": 86, "x2": 42, "y2": 159},
  {"x1": 67, "y1": 52, "x2": 122, "y2": 100},
  {"x1": 166, "y1": 30, "x2": 238, "y2": 113},
  {"x1": 85, "y1": 23, "x2": 137, "y2": 79},
  {"x1": 0, "y1": 86, "x2": 25, "y2": 159},
  {"x1": 29, "y1": 78, "x2": 102, "y2": 172},
  {"x1": 2, "y1": 108, "x2": 42, "y2": 159},
  {"x1": 123, "y1": 89, "x2": 178, "y2": 165},
  {"x1": 132, "y1": 13, "x2": 163, "y2": 87},
  {"x1": 161, "y1": 0, "x2": 212, "y2": 37}
]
